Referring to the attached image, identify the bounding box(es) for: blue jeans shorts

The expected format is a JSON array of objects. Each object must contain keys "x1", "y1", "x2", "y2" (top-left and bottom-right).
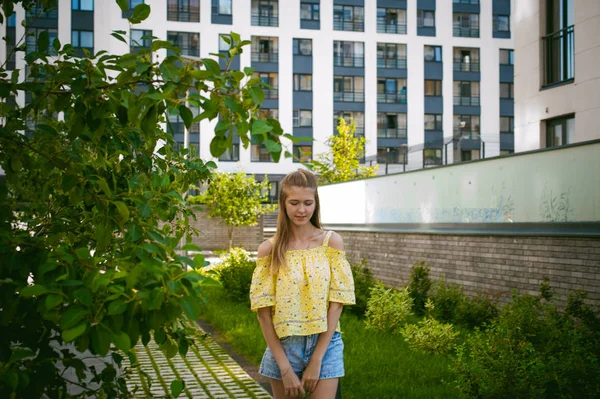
[{"x1": 259, "y1": 332, "x2": 345, "y2": 380}]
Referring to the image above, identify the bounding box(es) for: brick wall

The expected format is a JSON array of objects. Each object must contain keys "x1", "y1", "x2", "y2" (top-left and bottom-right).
[
  {"x1": 188, "y1": 210, "x2": 264, "y2": 251},
  {"x1": 339, "y1": 231, "x2": 600, "y2": 307}
]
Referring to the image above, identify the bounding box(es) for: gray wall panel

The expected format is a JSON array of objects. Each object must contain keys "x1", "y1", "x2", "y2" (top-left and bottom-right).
[
  {"x1": 424, "y1": 96, "x2": 443, "y2": 114},
  {"x1": 424, "y1": 62, "x2": 443, "y2": 79}
]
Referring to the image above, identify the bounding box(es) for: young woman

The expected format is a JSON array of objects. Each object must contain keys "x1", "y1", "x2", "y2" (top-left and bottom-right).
[{"x1": 250, "y1": 169, "x2": 355, "y2": 399}]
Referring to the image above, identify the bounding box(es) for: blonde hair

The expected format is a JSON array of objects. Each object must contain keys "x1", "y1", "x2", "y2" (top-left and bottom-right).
[{"x1": 271, "y1": 169, "x2": 321, "y2": 273}]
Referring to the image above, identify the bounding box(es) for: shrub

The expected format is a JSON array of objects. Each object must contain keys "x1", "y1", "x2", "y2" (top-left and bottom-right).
[
  {"x1": 408, "y1": 260, "x2": 432, "y2": 315},
  {"x1": 429, "y1": 278, "x2": 465, "y2": 323},
  {"x1": 348, "y1": 259, "x2": 375, "y2": 318},
  {"x1": 365, "y1": 282, "x2": 413, "y2": 333},
  {"x1": 401, "y1": 300, "x2": 459, "y2": 355},
  {"x1": 457, "y1": 292, "x2": 500, "y2": 329},
  {"x1": 218, "y1": 248, "x2": 256, "y2": 304}
]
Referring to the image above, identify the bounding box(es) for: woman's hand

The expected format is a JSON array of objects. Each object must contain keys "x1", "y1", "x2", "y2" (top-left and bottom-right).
[
  {"x1": 281, "y1": 366, "x2": 305, "y2": 398},
  {"x1": 300, "y1": 361, "x2": 321, "y2": 396}
]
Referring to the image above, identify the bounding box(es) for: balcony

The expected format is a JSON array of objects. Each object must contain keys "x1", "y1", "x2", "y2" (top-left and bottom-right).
[
  {"x1": 453, "y1": 60, "x2": 480, "y2": 72},
  {"x1": 167, "y1": 6, "x2": 200, "y2": 22},
  {"x1": 27, "y1": 5, "x2": 58, "y2": 19},
  {"x1": 251, "y1": 51, "x2": 278, "y2": 63},
  {"x1": 377, "y1": 57, "x2": 407, "y2": 69},
  {"x1": 378, "y1": 93, "x2": 407, "y2": 104},
  {"x1": 334, "y1": 19, "x2": 364, "y2": 32},
  {"x1": 542, "y1": 25, "x2": 574, "y2": 87},
  {"x1": 453, "y1": 96, "x2": 480, "y2": 106},
  {"x1": 453, "y1": 0, "x2": 479, "y2": 4},
  {"x1": 334, "y1": 56, "x2": 364, "y2": 68},
  {"x1": 453, "y1": 129, "x2": 480, "y2": 140},
  {"x1": 377, "y1": 19, "x2": 407, "y2": 34},
  {"x1": 263, "y1": 88, "x2": 278, "y2": 99},
  {"x1": 334, "y1": 91, "x2": 365, "y2": 103},
  {"x1": 377, "y1": 128, "x2": 407, "y2": 139},
  {"x1": 251, "y1": 13, "x2": 278, "y2": 27},
  {"x1": 453, "y1": 26, "x2": 479, "y2": 38}
]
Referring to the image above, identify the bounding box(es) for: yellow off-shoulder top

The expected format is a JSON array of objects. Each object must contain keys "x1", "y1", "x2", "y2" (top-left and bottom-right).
[{"x1": 250, "y1": 231, "x2": 356, "y2": 338}]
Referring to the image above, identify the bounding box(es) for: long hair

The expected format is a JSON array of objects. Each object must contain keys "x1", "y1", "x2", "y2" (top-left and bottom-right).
[{"x1": 271, "y1": 169, "x2": 321, "y2": 273}]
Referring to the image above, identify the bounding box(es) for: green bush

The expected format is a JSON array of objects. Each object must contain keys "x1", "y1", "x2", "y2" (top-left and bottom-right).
[
  {"x1": 348, "y1": 259, "x2": 375, "y2": 318},
  {"x1": 429, "y1": 278, "x2": 465, "y2": 323},
  {"x1": 408, "y1": 260, "x2": 432, "y2": 315},
  {"x1": 454, "y1": 284, "x2": 600, "y2": 399},
  {"x1": 218, "y1": 248, "x2": 256, "y2": 304},
  {"x1": 365, "y1": 282, "x2": 413, "y2": 333},
  {"x1": 401, "y1": 312, "x2": 459, "y2": 355},
  {"x1": 457, "y1": 292, "x2": 500, "y2": 329}
]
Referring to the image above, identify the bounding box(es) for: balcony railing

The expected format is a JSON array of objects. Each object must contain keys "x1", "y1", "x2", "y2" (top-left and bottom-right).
[
  {"x1": 263, "y1": 88, "x2": 278, "y2": 99},
  {"x1": 377, "y1": 93, "x2": 407, "y2": 104},
  {"x1": 453, "y1": 26, "x2": 479, "y2": 38},
  {"x1": 453, "y1": 60, "x2": 480, "y2": 72},
  {"x1": 251, "y1": 14, "x2": 278, "y2": 27},
  {"x1": 377, "y1": 128, "x2": 407, "y2": 138},
  {"x1": 26, "y1": 5, "x2": 58, "y2": 19},
  {"x1": 453, "y1": 96, "x2": 480, "y2": 106},
  {"x1": 377, "y1": 57, "x2": 407, "y2": 69},
  {"x1": 167, "y1": 6, "x2": 200, "y2": 22},
  {"x1": 333, "y1": 56, "x2": 364, "y2": 68},
  {"x1": 251, "y1": 51, "x2": 278, "y2": 63},
  {"x1": 334, "y1": 91, "x2": 364, "y2": 103},
  {"x1": 333, "y1": 19, "x2": 364, "y2": 32},
  {"x1": 453, "y1": 0, "x2": 479, "y2": 4},
  {"x1": 377, "y1": 20, "x2": 407, "y2": 34},
  {"x1": 542, "y1": 25, "x2": 574, "y2": 86},
  {"x1": 453, "y1": 129, "x2": 480, "y2": 139}
]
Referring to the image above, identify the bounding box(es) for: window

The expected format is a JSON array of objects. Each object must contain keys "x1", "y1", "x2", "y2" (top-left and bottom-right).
[
  {"x1": 424, "y1": 80, "x2": 442, "y2": 96},
  {"x1": 26, "y1": 28, "x2": 58, "y2": 55},
  {"x1": 334, "y1": 5, "x2": 364, "y2": 32},
  {"x1": 545, "y1": 114, "x2": 575, "y2": 148},
  {"x1": 500, "y1": 49, "x2": 514, "y2": 65},
  {"x1": 219, "y1": 144, "x2": 239, "y2": 161},
  {"x1": 293, "y1": 145, "x2": 313, "y2": 162},
  {"x1": 214, "y1": 0, "x2": 232, "y2": 15},
  {"x1": 334, "y1": 111, "x2": 364, "y2": 135},
  {"x1": 333, "y1": 41, "x2": 364, "y2": 68},
  {"x1": 424, "y1": 45, "x2": 442, "y2": 62},
  {"x1": 453, "y1": 115, "x2": 480, "y2": 138},
  {"x1": 251, "y1": 144, "x2": 274, "y2": 162},
  {"x1": 167, "y1": 31, "x2": 200, "y2": 57},
  {"x1": 424, "y1": 149, "x2": 442, "y2": 166},
  {"x1": 425, "y1": 114, "x2": 443, "y2": 131},
  {"x1": 167, "y1": 0, "x2": 200, "y2": 23},
  {"x1": 6, "y1": 14, "x2": 16, "y2": 70},
  {"x1": 377, "y1": 113, "x2": 407, "y2": 138},
  {"x1": 493, "y1": 15, "x2": 510, "y2": 32},
  {"x1": 417, "y1": 10, "x2": 435, "y2": 28},
  {"x1": 219, "y1": 34, "x2": 231, "y2": 51},
  {"x1": 453, "y1": 13, "x2": 479, "y2": 38},
  {"x1": 258, "y1": 108, "x2": 278, "y2": 119},
  {"x1": 378, "y1": 147, "x2": 406, "y2": 165},
  {"x1": 293, "y1": 110, "x2": 312, "y2": 127},
  {"x1": 543, "y1": 0, "x2": 574, "y2": 86},
  {"x1": 500, "y1": 83, "x2": 514, "y2": 99},
  {"x1": 71, "y1": 30, "x2": 94, "y2": 53},
  {"x1": 122, "y1": 0, "x2": 144, "y2": 18},
  {"x1": 293, "y1": 74, "x2": 312, "y2": 91},
  {"x1": 334, "y1": 76, "x2": 365, "y2": 102},
  {"x1": 72, "y1": 0, "x2": 93, "y2": 11},
  {"x1": 377, "y1": 79, "x2": 407, "y2": 104},
  {"x1": 377, "y1": 43, "x2": 407, "y2": 69},
  {"x1": 252, "y1": 36, "x2": 278, "y2": 63},
  {"x1": 377, "y1": 8, "x2": 407, "y2": 34},
  {"x1": 254, "y1": 72, "x2": 278, "y2": 99},
  {"x1": 453, "y1": 81, "x2": 480, "y2": 106},
  {"x1": 500, "y1": 116, "x2": 514, "y2": 133},
  {"x1": 251, "y1": 0, "x2": 278, "y2": 27},
  {"x1": 300, "y1": 2, "x2": 319, "y2": 21},
  {"x1": 453, "y1": 47, "x2": 480, "y2": 72},
  {"x1": 293, "y1": 39, "x2": 312, "y2": 56},
  {"x1": 131, "y1": 29, "x2": 152, "y2": 53},
  {"x1": 500, "y1": 150, "x2": 514, "y2": 156}
]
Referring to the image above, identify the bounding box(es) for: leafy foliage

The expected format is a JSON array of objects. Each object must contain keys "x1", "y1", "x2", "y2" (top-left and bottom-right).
[
  {"x1": 0, "y1": 1, "x2": 289, "y2": 397},
  {"x1": 408, "y1": 260, "x2": 432, "y2": 316},
  {"x1": 401, "y1": 301, "x2": 459, "y2": 355},
  {"x1": 313, "y1": 118, "x2": 377, "y2": 184},
  {"x1": 347, "y1": 259, "x2": 375, "y2": 318},
  {"x1": 365, "y1": 282, "x2": 413, "y2": 333},
  {"x1": 195, "y1": 171, "x2": 276, "y2": 248},
  {"x1": 217, "y1": 247, "x2": 256, "y2": 304}
]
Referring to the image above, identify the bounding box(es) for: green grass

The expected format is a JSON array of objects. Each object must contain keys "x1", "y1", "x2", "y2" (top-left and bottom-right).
[{"x1": 198, "y1": 286, "x2": 460, "y2": 398}]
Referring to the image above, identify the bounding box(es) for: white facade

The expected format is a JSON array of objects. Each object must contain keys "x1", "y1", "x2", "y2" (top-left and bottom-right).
[
  {"x1": 3, "y1": 0, "x2": 515, "y2": 178},
  {"x1": 514, "y1": 0, "x2": 600, "y2": 152}
]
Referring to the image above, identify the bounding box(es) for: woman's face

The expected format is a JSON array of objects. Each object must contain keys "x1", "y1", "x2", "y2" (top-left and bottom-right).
[{"x1": 284, "y1": 186, "x2": 316, "y2": 227}]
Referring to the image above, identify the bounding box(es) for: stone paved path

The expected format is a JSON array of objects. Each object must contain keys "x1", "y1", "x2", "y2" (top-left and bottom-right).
[{"x1": 124, "y1": 324, "x2": 272, "y2": 399}]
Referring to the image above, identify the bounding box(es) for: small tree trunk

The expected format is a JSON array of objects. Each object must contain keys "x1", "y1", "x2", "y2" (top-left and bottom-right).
[{"x1": 228, "y1": 226, "x2": 234, "y2": 249}]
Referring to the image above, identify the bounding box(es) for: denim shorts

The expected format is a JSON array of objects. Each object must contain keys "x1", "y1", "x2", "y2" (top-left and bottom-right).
[{"x1": 259, "y1": 332, "x2": 345, "y2": 380}]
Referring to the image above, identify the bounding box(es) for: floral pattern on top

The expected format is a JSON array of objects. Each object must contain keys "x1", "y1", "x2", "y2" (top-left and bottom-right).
[{"x1": 250, "y1": 231, "x2": 356, "y2": 338}]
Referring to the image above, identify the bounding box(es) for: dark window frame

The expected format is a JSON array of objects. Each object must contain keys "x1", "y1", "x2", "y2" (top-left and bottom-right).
[
  {"x1": 424, "y1": 80, "x2": 442, "y2": 96},
  {"x1": 500, "y1": 49, "x2": 514, "y2": 65},
  {"x1": 377, "y1": 42, "x2": 407, "y2": 69},
  {"x1": 424, "y1": 45, "x2": 442, "y2": 62},
  {"x1": 167, "y1": 30, "x2": 200, "y2": 57},
  {"x1": 417, "y1": 9, "x2": 435, "y2": 28},
  {"x1": 545, "y1": 114, "x2": 575, "y2": 148},
  {"x1": 71, "y1": 0, "x2": 94, "y2": 11},
  {"x1": 500, "y1": 82, "x2": 514, "y2": 99},
  {"x1": 293, "y1": 74, "x2": 312, "y2": 92},
  {"x1": 425, "y1": 114, "x2": 443, "y2": 131},
  {"x1": 213, "y1": 0, "x2": 232, "y2": 16},
  {"x1": 293, "y1": 109, "x2": 313, "y2": 127},
  {"x1": 219, "y1": 143, "x2": 240, "y2": 161},
  {"x1": 293, "y1": 38, "x2": 312, "y2": 56},
  {"x1": 334, "y1": 4, "x2": 365, "y2": 32},
  {"x1": 167, "y1": 0, "x2": 200, "y2": 23},
  {"x1": 493, "y1": 14, "x2": 510, "y2": 32},
  {"x1": 293, "y1": 144, "x2": 313, "y2": 163},
  {"x1": 377, "y1": 7, "x2": 407, "y2": 34},
  {"x1": 300, "y1": 2, "x2": 319, "y2": 21}
]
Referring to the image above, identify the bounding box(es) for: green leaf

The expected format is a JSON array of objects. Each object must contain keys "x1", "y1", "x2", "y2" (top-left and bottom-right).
[
  {"x1": 171, "y1": 379, "x2": 185, "y2": 397},
  {"x1": 36, "y1": 124, "x2": 58, "y2": 136},
  {"x1": 53, "y1": 37, "x2": 61, "y2": 52},
  {"x1": 38, "y1": 30, "x2": 49, "y2": 53},
  {"x1": 45, "y1": 294, "x2": 63, "y2": 310},
  {"x1": 154, "y1": 328, "x2": 166, "y2": 344},
  {"x1": 201, "y1": 58, "x2": 221, "y2": 74},
  {"x1": 97, "y1": 178, "x2": 112, "y2": 197},
  {"x1": 178, "y1": 105, "x2": 193, "y2": 130},
  {"x1": 8, "y1": 348, "x2": 35, "y2": 366},
  {"x1": 114, "y1": 201, "x2": 130, "y2": 222},
  {"x1": 131, "y1": 3, "x2": 151, "y2": 23},
  {"x1": 181, "y1": 244, "x2": 202, "y2": 252},
  {"x1": 141, "y1": 105, "x2": 157, "y2": 134},
  {"x1": 251, "y1": 119, "x2": 273, "y2": 136},
  {"x1": 63, "y1": 322, "x2": 87, "y2": 343},
  {"x1": 248, "y1": 87, "x2": 264, "y2": 105},
  {"x1": 62, "y1": 307, "x2": 88, "y2": 330},
  {"x1": 224, "y1": 97, "x2": 243, "y2": 114},
  {"x1": 116, "y1": 0, "x2": 128, "y2": 13},
  {"x1": 112, "y1": 330, "x2": 131, "y2": 351},
  {"x1": 107, "y1": 299, "x2": 127, "y2": 315},
  {"x1": 193, "y1": 254, "x2": 206, "y2": 268},
  {"x1": 181, "y1": 296, "x2": 201, "y2": 320},
  {"x1": 126, "y1": 223, "x2": 142, "y2": 242},
  {"x1": 110, "y1": 32, "x2": 127, "y2": 44},
  {"x1": 209, "y1": 135, "x2": 229, "y2": 158},
  {"x1": 74, "y1": 287, "x2": 93, "y2": 307},
  {"x1": 20, "y1": 285, "x2": 49, "y2": 298},
  {"x1": 264, "y1": 138, "x2": 282, "y2": 153},
  {"x1": 92, "y1": 326, "x2": 111, "y2": 356}
]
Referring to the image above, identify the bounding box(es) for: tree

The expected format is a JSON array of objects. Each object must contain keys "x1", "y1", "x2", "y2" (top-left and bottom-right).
[
  {"x1": 313, "y1": 117, "x2": 378, "y2": 184},
  {"x1": 195, "y1": 171, "x2": 276, "y2": 249},
  {"x1": 0, "y1": 1, "x2": 290, "y2": 397}
]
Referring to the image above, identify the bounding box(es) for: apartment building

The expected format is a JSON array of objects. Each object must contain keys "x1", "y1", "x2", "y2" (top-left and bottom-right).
[{"x1": 2, "y1": 0, "x2": 515, "y2": 191}]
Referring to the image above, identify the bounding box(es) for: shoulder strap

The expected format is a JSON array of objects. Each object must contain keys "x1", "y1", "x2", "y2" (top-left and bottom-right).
[{"x1": 323, "y1": 230, "x2": 334, "y2": 247}]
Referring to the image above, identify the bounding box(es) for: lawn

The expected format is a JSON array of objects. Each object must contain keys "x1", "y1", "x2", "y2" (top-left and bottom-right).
[{"x1": 198, "y1": 286, "x2": 459, "y2": 398}]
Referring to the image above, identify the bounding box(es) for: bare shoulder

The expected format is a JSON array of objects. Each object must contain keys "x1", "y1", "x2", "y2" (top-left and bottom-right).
[
  {"x1": 257, "y1": 239, "x2": 273, "y2": 258},
  {"x1": 327, "y1": 231, "x2": 345, "y2": 251}
]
